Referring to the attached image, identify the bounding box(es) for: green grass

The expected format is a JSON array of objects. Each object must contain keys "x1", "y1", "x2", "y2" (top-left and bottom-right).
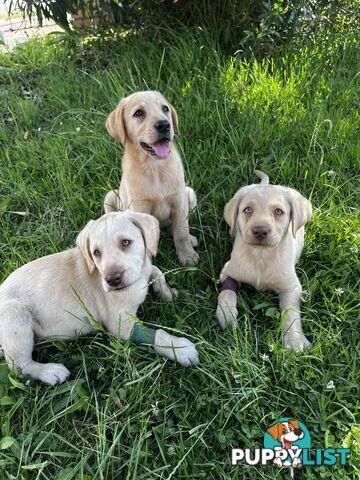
[{"x1": 0, "y1": 26, "x2": 359, "y2": 479}]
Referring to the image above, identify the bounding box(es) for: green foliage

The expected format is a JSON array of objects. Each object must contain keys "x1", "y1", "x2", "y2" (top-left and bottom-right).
[
  {"x1": 4, "y1": 0, "x2": 360, "y2": 53},
  {"x1": 244, "y1": 0, "x2": 360, "y2": 55},
  {"x1": 0, "y1": 25, "x2": 359, "y2": 479}
]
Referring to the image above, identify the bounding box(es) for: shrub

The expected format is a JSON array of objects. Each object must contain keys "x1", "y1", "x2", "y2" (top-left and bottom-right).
[{"x1": 4, "y1": 0, "x2": 360, "y2": 54}]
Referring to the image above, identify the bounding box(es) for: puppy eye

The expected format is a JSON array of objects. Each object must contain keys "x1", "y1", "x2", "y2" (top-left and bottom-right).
[
  {"x1": 133, "y1": 109, "x2": 144, "y2": 118},
  {"x1": 93, "y1": 249, "x2": 101, "y2": 256},
  {"x1": 162, "y1": 105, "x2": 169, "y2": 113},
  {"x1": 243, "y1": 207, "x2": 252, "y2": 214},
  {"x1": 121, "y1": 239, "x2": 132, "y2": 247},
  {"x1": 275, "y1": 208, "x2": 284, "y2": 216}
]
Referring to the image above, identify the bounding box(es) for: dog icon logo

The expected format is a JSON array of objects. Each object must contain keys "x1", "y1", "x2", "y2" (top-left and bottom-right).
[
  {"x1": 263, "y1": 418, "x2": 311, "y2": 468},
  {"x1": 232, "y1": 416, "x2": 350, "y2": 468}
]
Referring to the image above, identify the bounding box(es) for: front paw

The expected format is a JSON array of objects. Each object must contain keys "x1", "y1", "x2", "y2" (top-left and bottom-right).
[
  {"x1": 177, "y1": 247, "x2": 199, "y2": 266},
  {"x1": 283, "y1": 332, "x2": 311, "y2": 352},
  {"x1": 161, "y1": 287, "x2": 179, "y2": 302},
  {"x1": 154, "y1": 329, "x2": 199, "y2": 367},
  {"x1": 36, "y1": 363, "x2": 70, "y2": 386},
  {"x1": 216, "y1": 290, "x2": 238, "y2": 329},
  {"x1": 151, "y1": 267, "x2": 179, "y2": 302},
  {"x1": 153, "y1": 283, "x2": 179, "y2": 302},
  {"x1": 189, "y1": 234, "x2": 198, "y2": 248}
]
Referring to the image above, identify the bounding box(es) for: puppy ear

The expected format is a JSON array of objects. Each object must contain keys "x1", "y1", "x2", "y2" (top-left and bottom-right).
[
  {"x1": 127, "y1": 211, "x2": 160, "y2": 257},
  {"x1": 287, "y1": 189, "x2": 312, "y2": 238},
  {"x1": 224, "y1": 190, "x2": 244, "y2": 236},
  {"x1": 289, "y1": 419, "x2": 300, "y2": 430},
  {"x1": 76, "y1": 220, "x2": 96, "y2": 273},
  {"x1": 169, "y1": 102, "x2": 179, "y2": 136},
  {"x1": 105, "y1": 99, "x2": 127, "y2": 145},
  {"x1": 266, "y1": 423, "x2": 282, "y2": 441}
]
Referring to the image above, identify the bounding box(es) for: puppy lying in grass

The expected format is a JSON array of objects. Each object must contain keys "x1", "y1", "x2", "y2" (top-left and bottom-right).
[
  {"x1": 104, "y1": 90, "x2": 199, "y2": 266},
  {"x1": 0, "y1": 211, "x2": 199, "y2": 386},
  {"x1": 216, "y1": 171, "x2": 312, "y2": 352}
]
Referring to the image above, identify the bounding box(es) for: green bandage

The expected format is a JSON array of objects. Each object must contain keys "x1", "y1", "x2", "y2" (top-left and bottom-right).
[{"x1": 129, "y1": 323, "x2": 156, "y2": 345}]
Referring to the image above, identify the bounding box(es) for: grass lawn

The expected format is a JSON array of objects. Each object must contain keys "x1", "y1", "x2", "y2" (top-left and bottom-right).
[{"x1": 0, "y1": 25, "x2": 359, "y2": 479}]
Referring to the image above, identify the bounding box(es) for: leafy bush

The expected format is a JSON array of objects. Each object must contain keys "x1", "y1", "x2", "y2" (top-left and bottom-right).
[
  {"x1": 4, "y1": 0, "x2": 360, "y2": 53},
  {"x1": 242, "y1": 0, "x2": 360, "y2": 55},
  {"x1": 4, "y1": 0, "x2": 132, "y2": 32}
]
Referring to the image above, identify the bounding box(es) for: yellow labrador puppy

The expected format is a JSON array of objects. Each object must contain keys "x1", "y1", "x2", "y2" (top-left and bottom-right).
[
  {"x1": 104, "y1": 91, "x2": 199, "y2": 266},
  {"x1": 216, "y1": 171, "x2": 312, "y2": 352},
  {"x1": 0, "y1": 212, "x2": 199, "y2": 385}
]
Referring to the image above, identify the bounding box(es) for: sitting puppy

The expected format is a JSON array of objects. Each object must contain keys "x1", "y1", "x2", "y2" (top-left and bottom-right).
[
  {"x1": 104, "y1": 91, "x2": 199, "y2": 266},
  {"x1": 0, "y1": 211, "x2": 199, "y2": 385},
  {"x1": 216, "y1": 171, "x2": 312, "y2": 352}
]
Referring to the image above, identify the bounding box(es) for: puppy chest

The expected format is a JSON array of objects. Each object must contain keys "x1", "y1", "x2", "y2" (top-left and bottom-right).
[
  {"x1": 130, "y1": 164, "x2": 180, "y2": 199},
  {"x1": 222, "y1": 257, "x2": 292, "y2": 292}
]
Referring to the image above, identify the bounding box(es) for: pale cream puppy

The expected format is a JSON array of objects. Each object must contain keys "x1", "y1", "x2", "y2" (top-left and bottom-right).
[
  {"x1": 216, "y1": 171, "x2": 312, "y2": 352},
  {"x1": 0, "y1": 212, "x2": 199, "y2": 386},
  {"x1": 104, "y1": 90, "x2": 199, "y2": 266}
]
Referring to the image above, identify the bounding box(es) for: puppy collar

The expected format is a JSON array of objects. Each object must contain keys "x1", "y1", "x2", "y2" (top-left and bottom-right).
[{"x1": 221, "y1": 276, "x2": 238, "y2": 293}]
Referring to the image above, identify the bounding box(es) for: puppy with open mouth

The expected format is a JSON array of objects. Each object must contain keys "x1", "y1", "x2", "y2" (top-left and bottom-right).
[
  {"x1": 104, "y1": 91, "x2": 199, "y2": 266},
  {"x1": 267, "y1": 420, "x2": 305, "y2": 467},
  {"x1": 216, "y1": 171, "x2": 312, "y2": 352}
]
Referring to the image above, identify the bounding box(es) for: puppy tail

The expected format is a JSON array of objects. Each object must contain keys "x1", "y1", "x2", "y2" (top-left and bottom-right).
[{"x1": 255, "y1": 170, "x2": 270, "y2": 185}]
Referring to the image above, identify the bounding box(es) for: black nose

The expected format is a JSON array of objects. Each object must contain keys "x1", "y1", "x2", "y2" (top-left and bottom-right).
[
  {"x1": 294, "y1": 429, "x2": 302, "y2": 436},
  {"x1": 252, "y1": 226, "x2": 270, "y2": 238},
  {"x1": 105, "y1": 271, "x2": 123, "y2": 287},
  {"x1": 154, "y1": 120, "x2": 170, "y2": 133}
]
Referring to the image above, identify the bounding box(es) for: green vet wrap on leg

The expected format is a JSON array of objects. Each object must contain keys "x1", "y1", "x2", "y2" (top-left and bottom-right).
[{"x1": 129, "y1": 324, "x2": 157, "y2": 345}]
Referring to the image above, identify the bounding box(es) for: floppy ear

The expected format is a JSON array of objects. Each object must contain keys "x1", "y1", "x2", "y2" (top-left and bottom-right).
[
  {"x1": 289, "y1": 419, "x2": 300, "y2": 430},
  {"x1": 224, "y1": 189, "x2": 245, "y2": 236},
  {"x1": 105, "y1": 98, "x2": 127, "y2": 145},
  {"x1": 127, "y1": 211, "x2": 160, "y2": 257},
  {"x1": 76, "y1": 220, "x2": 96, "y2": 273},
  {"x1": 169, "y1": 102, "x2": 179, "y2": 136},
  {"x1": 266, "y1": 423, "x2": 282, "y2": 441},
  {"x1": 287, "y1": 189, "x2": 312, "y2": 238}
]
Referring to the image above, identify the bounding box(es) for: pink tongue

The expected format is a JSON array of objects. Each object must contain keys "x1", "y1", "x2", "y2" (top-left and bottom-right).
[{"x1": 152, "y1": 142, "x2": 170, "y2": 158}]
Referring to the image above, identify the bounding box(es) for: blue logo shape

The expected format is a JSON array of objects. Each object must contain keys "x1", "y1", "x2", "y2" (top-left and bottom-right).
[{"x1": 263, "y1": 418, "x2": 311, "y2": 467}]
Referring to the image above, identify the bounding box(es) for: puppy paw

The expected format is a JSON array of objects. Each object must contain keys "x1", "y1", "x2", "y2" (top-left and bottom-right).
[
  {"x1": 177, "y1": 248, "x2": 199, "y2": 266},
  {"x1": 173, "y1": 338, "x2": 199, "y2": 367},
  {"x1": 216, "y1": 290, "x2": 238, "y2": 329},
  {"x1": 189, "y1": 235, "x2": 198, "y2": 248},
  {"x1": 152, "y1": 281, "x2": 179, "y2": 302},
  {"x1": 158, "y1": 286, "x2": 179, "y2": 302},
  {"x1": 154, "y1": 329, "x2": 199, "y2": 367},
  {"x1": 168, "y1": 287, "x2": 179, "y2": 300},
  {"x1": 39, "y1": 363, "x2": 70, "y2": 385},
  {"x1": 283, "y1": 333, "x2": 311, "y2": 352}
]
